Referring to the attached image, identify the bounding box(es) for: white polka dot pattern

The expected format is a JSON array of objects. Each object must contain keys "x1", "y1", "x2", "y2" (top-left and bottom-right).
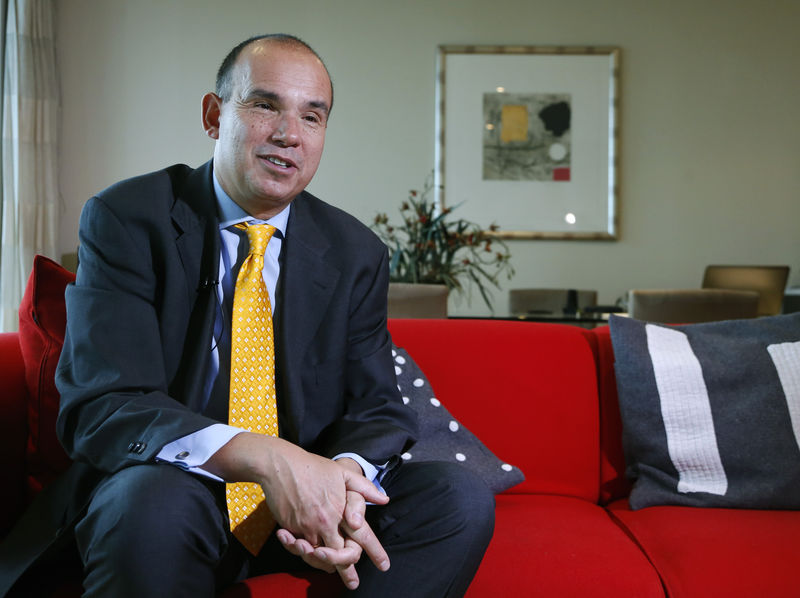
[
  {"x1": 226, "y1": 223, "x2": 278, "y2": 556},
  {"x1": 392, "y1": 345, "x2": 525, "y2": 494}
]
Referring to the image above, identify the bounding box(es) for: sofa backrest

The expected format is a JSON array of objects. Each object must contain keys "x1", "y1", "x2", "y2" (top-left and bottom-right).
[
  {"x1": 388, "y1": 318, "x2": 601, "y2": 502},
  {"x1": 586, "y1": 325, "x2": 632, "y2": 504}
]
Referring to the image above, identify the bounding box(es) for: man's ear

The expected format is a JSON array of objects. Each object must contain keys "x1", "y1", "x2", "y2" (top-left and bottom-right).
[{"x1": 201, "y1": 92, "x2": 222, "y2": 140}]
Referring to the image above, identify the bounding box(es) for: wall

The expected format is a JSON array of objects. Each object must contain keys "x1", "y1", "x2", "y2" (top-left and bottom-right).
[{"x1": 56, "y1": 0, "x2": 800, "y2": 315}]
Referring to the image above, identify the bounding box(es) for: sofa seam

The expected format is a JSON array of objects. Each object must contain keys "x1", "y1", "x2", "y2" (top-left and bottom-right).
[{"x1": 605, "y1": 506, "x2": 669, "y2": 597}]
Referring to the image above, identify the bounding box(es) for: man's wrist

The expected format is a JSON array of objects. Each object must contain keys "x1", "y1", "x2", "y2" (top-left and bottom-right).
[{"x1": 202, "y1": 431, "x2": 282, "y2": 482}]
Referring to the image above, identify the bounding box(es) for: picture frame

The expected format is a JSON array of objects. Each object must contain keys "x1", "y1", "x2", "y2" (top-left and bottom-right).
[{"x1": 434, "y1": 45, "x2": 620, "y2": 240}]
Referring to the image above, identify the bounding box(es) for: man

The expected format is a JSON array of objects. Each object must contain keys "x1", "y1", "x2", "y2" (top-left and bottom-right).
[{"x1": 0, "y1": 35, "x2": 494, "y2": 597}]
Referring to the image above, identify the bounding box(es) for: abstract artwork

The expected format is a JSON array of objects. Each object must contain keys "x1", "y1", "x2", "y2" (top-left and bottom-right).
[{"x1": 483, "y1": 93, "x2": 572, "y2": 182}]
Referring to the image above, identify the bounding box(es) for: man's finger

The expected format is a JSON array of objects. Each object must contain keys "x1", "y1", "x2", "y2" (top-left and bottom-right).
[
  {"x1": 314, "y1": 538, "x2": 363, "y2": 590},
  {"x1": 344, "y1": 490, "x2": 366, "y2": 530},
  {"x1": 341, "y1": 518, "x2": 390, "y2": 572},
  {"x1": 276, "y1": 529, "x2": 336, "y2": 573},
  {"x1": 313, "y1": 538, "x2": 362, "y2": 566},
  {"x1": 276, "y1": 528, "x2": 310, "y2": 557},
  {"x1": 343, "y1": 471, "x2": 390, "y2": 505},
  {"x1": 319, "y1": 516, "x2": 346, "y2": 546},
  {"x1": 337, "y1": 564, "x2": 360, "y2": 591}
]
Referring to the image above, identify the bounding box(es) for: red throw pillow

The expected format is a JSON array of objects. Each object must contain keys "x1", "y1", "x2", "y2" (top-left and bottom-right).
[{"x1": 18, "y1": 254, "x2": 75, "y2": 497}]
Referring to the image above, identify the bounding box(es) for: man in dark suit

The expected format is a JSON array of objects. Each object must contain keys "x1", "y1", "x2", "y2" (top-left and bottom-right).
[{"x1": 0, "y1": 34, "x2": 494, "y2": 597}]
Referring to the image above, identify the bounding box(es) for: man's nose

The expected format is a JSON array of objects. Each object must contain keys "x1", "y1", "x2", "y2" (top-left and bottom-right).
[{"x1": 271, "y1": 114, "x2": 300, "y2": 146}]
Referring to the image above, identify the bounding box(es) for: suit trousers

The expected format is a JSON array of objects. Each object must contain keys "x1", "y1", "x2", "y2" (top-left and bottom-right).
[{"x1": 72, "y1": 459, "x2": 495, "y2": 597}]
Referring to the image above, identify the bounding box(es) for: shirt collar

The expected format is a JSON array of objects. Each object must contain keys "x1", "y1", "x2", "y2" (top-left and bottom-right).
[{"x1": 213, "y1": 171, "x2": 290, "y2": 237}]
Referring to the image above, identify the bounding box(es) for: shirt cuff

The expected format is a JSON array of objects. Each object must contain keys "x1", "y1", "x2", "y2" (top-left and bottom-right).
[{"x1": 156, "y1": 423, "x2": 244, "y2": 482}]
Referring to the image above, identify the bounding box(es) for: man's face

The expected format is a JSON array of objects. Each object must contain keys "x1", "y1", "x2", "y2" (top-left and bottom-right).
[{"x1": 203, "y1": 41, "x2": 332, "y2": 218}]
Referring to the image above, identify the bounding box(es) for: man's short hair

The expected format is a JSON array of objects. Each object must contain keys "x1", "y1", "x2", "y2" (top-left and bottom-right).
[{"x1": 215, "y1": 33, "x2": 333, "y2": 110}]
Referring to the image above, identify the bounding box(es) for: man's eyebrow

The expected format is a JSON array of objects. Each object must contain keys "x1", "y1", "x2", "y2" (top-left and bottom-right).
[
  {"x1": 243, "y1": 88, "x2": 280, "y2": 103},
  {"x1": 245, "y1": 88, "x2": 330, "y2": 116},
  {"x1": 308, "y1": 100, "x2": 331, "y2": 116}
]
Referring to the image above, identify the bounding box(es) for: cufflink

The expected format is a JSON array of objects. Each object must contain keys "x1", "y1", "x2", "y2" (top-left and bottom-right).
[
  {"x1": 175, "y1": 451, "x2": 190, "y2": 460},
  {"x1": 127, "y1": 441, "x2": 147, "y2": 455}
]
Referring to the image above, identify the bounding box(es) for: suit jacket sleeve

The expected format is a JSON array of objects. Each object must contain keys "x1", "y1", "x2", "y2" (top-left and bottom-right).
[{"x1": 55, "y1": 166, "x2": 220, "y2": 474}]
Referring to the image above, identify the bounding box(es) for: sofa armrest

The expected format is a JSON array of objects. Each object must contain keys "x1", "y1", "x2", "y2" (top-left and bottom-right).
[{"x1": 0, "y1": 332, "x2": 29, "y2": 536}]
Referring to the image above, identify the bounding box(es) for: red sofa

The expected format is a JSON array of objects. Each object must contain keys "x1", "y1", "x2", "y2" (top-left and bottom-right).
[{"x1": 2, "y1": 260, "x2": 799, "y2": 596}]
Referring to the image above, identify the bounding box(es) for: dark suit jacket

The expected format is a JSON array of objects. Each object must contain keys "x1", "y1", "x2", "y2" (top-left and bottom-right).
[{"x1": 0, "y1": 160, "x2": 417, "y2": 595}]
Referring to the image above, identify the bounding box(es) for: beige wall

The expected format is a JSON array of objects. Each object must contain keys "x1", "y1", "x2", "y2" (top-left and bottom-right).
[{"x1": 56, "y1": 0, "x2": 800, "y2": 315}]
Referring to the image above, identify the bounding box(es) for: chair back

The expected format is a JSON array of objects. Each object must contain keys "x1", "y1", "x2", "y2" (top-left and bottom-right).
[
  {"x1": 628, "y1": 288, "x2": 759, "y2": 324},
  {"x1": 702, "y1": 265, "x2": 790, "y2": 316}
]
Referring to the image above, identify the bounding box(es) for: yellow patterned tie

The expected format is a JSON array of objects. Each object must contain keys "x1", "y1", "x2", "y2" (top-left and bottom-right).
[{"x1": 227, "y1": 222, "x2": 278, "y2": 555}]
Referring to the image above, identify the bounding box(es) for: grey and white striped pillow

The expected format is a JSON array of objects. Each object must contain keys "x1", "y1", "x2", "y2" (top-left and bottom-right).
[{"x1": 609, "y1": 313, "x2": 800, "y2": 509}]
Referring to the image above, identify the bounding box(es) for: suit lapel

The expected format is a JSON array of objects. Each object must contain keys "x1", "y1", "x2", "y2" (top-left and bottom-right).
[
  {"x1": 167, "y1": 161, "x2": 221, "y2": 410},
  {"x1": 275, "y1": 192, "x2": 340, "y2": 440}
]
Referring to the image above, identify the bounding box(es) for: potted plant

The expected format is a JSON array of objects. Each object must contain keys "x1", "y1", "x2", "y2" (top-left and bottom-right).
[{"x1": 372, "y1": 176, "x2": 514, "y2": 313}]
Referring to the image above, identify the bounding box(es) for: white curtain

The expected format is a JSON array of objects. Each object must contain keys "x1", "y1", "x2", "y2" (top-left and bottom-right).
[{"x1": 0, "y1": 0, "x2": 59, "y2": 332}]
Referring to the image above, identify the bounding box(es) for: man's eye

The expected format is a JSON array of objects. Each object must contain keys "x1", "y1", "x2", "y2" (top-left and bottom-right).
[{"x1": 255, "y1": 102, "x2": 274, "y2": 110}]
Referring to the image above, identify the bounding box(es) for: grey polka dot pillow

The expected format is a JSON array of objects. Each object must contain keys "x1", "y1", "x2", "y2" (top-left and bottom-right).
[{"x1": 392, "y1": 345, "x2": 525, "y2": 494}]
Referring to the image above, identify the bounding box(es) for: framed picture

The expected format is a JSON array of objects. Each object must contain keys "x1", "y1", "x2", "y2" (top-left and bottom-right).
[{"x1": 434, "y1": 45, "x2": 620, "y2": 240}]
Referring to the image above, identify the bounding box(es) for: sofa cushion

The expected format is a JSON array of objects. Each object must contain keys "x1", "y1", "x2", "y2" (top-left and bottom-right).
[
  {"x1": 610, "y1": 313, "x2": 800, "y2": 509},
  {"x1": 18, "y1": 255, "x2": 75, "y2": 496},
  {"x1": 388, "y1": 319, "x2": 600, "y2": 501},
  {"x1": 469, "y1": 494, "x2": 664, "y2": 597},
  {"x1": 608, "y1": 499, "x2": 800, "y2": 598},
  {"x1": 391, "y1": 345, "x2": 524, "y2": 494}
]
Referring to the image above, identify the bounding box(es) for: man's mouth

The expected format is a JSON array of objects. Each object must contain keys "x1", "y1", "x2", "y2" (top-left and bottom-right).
[{"x1": 265, "y1": 156, "x2": 293, "y2": 168}]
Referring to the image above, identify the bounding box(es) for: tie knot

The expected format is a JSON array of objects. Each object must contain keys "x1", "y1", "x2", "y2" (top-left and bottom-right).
[{"x1": 239, "y1": 223, "x2": 276, "y2": 257}]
